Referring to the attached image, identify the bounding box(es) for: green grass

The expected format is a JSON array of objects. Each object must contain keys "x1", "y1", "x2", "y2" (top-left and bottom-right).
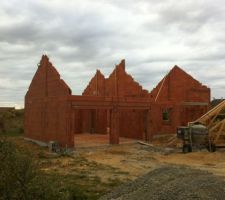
[
  {"x1": 0, "y1": 131, "x2": 22, "y2": 137},
  {"x1": 42, "y1": 170, "x2": 125, "y2": 200}
]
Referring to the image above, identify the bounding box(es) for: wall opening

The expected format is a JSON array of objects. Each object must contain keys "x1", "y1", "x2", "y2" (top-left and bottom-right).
[{"x1": 162, "y1": 109, "x2": 170, "y2": 121}]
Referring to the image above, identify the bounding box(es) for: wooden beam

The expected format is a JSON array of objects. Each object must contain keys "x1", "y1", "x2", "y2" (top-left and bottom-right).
[{"x1": 195, "y1": 100, "x2": 225, "y2": 124}]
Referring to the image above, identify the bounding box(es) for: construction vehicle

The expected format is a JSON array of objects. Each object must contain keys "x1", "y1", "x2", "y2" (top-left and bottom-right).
[{"x1": 177, "y1": 100, "x2": 225, "y2": 153}]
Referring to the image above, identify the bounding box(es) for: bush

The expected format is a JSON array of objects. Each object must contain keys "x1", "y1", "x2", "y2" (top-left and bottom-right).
[
  {"x1": 0, "y1": 139, "x2": 93, "y2": 200},
  {"x1": 0, "y1": 139, "x2": 66, "y2": 200},
  {"x1": 0, "y1": 109, "x2": 24, "y2": 135}
]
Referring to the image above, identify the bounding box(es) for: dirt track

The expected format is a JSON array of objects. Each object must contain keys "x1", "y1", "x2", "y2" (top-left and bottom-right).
[{"x1": 100, "y1": 165, "x2": 225, "y2": 200}]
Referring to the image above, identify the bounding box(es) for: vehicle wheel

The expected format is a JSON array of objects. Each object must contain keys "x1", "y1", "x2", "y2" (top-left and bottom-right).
[
  {"x1": 188, "y1": 145, "x2": 192, "y2": 152},
  {"x1": 207, "y1": 144, "x2": 216, "y2": 152},
  {"x1": 211, "y1": 144, "x2": 216, "y2": 152},
  {"x1": 182, "y1": 145, "x2": 190, "y2": 153}
]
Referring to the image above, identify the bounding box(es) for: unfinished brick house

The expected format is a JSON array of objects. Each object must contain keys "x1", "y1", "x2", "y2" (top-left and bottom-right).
[{"x1": 24, "y1": 55, "x2": 210, "y2": 147}]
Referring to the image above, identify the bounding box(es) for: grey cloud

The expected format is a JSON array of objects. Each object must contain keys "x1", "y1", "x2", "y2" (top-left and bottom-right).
[
  {"x1": 0, "y1": 21, "x2": 40, "y2": 44},
  {"x1": 155, "y1": 0, "x2": 225, "y2": 32},
  {"x1": 0, "y1": 0, "x2": 225, "y2": 107}
]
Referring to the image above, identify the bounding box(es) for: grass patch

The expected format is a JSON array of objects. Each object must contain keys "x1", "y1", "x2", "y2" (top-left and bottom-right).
[{"x1": 43, "y1": 171, "x2": 123, "y2": 200}]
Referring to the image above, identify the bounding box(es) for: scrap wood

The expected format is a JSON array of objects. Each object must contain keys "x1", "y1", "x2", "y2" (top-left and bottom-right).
[
  {"x1": 167, "y1": 136, "x2": 179, "y2": 147},
  {"x1": 138, "y1": 141, "x2": 154, "y2": 147}
]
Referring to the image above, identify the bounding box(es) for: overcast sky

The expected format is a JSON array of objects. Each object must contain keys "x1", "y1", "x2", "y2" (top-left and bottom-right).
[{"x1": 0, "y1": 0, "x2": 225, "y2": 108}]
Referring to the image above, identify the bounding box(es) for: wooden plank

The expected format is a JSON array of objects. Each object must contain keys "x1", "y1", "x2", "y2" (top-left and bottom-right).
[
  {"x1": 195, "y1": 100, "x2": 225, "y2": 124},
  {"x1": 138, "y1": 141, "x2": 154, "y2": 147}
]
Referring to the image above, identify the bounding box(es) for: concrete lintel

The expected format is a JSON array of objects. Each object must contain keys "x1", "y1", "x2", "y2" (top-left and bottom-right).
[{"x1": 181, "y1": 102, "x2": 209, "y2": 106}]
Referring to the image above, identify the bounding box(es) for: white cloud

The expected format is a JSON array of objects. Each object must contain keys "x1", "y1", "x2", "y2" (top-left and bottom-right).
[{"x1": 0, "y1": 0, "x2": 225, "y2": 107}]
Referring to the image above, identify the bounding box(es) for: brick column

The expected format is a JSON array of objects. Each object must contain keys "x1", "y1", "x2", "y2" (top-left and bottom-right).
[
  {"x1": 66, "y1": 102, "x2": 74, "y2": 148},
  {"x1": 107, "y1": 109, "x2": 110, "y2": 134},
  {"x1": 109, "y1": 107, "x2": 120, "y2": 144},
  {"x1": 172, "y1": 104, "x2": 181, "y2": 131},
  {"x1": 71, "y1": 109, "x2": 75, "y2": 135},
  {"x1": 145, "y1": 109, "x2": 153, "y2": 142}
]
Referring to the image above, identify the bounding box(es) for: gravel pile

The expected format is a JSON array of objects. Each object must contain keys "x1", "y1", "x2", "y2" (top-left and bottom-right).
[{"x1": 100, "y1": 165, "x2": 225, "y2": 200}]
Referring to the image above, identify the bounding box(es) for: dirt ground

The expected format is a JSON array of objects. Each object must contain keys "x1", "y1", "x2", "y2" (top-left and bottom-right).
[
  {"x1": 5, "y1": 135, "x2": 225, "y2": 199},
  {"x1": 74, "y1": 133, "x2": 136, "y2": 148},
  {"x1": 8, "y1": 136, "x2": 225, "y2": 180},
  {"x1": 78, "y1": 142, "x2": 225, "y2": 180}
]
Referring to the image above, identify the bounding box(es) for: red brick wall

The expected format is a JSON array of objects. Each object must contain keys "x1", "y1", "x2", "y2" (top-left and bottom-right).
[
  {"x1": 82, "y1": 64, "x2": 210, "y2": 138},
  {"x1": 82, "y1": 70, "x2": 107, "y2": 134},
  {"x1": 149, "y1": 66, "x2": 210, "y2": 135},
  {"x1": 24, "y1": 55, "x2": 73, "y2": 147},
  {"x1": 150, "y1": 66, "x2": 210, "y2": 103},
  {"x1": 25, "y1": 56, "x2": 211, "y2": 145},
  {"x1": 83, "y1": 70, "x2": 106, "y2": 96},
  {"x1": 105, "y1": 60, "x2": 149, "y2": 97},
  {"x1": 83, "y1": 60, "x2": 149, "y2": 98},
  {"x1": 180, "y1": 105, "x2": 208, "y2": 126},
  {"x1": 148, "y1": 103, "x2": 181, "y2": 135},
  {"x1": 119, "y1": 109, "x2": 147, "y2": 140},
  {"x1": 82, "y1": 60, "x2": 149, "y2": 139},
  {"x1": 106, "y1": 60, "x2": 148, "y2": 138}
]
